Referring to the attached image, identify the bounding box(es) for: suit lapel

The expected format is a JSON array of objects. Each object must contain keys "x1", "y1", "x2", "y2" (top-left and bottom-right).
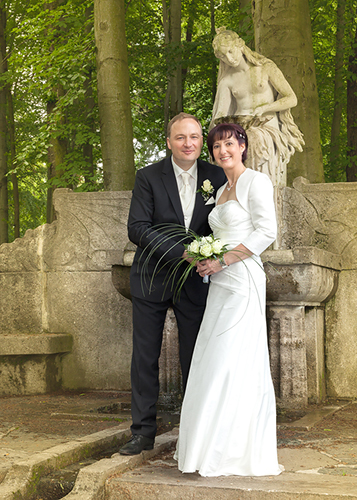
[
  {"x1": 161, "y1": 156, "x2": 185, "y2": 225},
  {"x1": 190, "y1": 160, "x2": 210, "y2": 230}
]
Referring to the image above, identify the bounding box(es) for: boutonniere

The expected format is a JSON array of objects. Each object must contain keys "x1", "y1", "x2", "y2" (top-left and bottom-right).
[{"x1": 197, "y1": 179, "x2": 214, "y2": 202}]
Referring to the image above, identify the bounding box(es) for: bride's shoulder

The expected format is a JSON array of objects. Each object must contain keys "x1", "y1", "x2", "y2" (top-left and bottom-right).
[
  {"x1": 236, "y1": 169, "x2": 273, "y2": 211},
  {"x1": 244, "y1": 168, "x2": 272, "y2": 188}
]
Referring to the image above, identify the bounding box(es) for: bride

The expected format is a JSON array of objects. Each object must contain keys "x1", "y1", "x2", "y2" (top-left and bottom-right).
[{"x1": 174, "y1": 122, "x2": 283, "y2": 477}]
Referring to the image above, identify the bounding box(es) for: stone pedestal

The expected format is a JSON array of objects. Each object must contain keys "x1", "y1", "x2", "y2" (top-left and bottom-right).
[{"x1": 264, "y1": 247, "x2": 340, "y2": 407}]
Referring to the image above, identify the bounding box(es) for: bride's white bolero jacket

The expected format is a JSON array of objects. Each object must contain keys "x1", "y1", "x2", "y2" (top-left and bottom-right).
[{"x1": 216, "y1": 168, "x2": 277, "y2": 257}]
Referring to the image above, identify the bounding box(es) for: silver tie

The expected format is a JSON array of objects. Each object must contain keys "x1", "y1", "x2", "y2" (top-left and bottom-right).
[{"x1": 180, "y1": 172, "x2": 193, "y2": 212}]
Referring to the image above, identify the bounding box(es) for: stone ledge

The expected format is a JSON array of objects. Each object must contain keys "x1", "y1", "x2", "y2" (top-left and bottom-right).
[
  {"x1": 263, "y1": 246, "x2": 342, "y2": 270},
  {"x1": 0, "y1": 333, "x2": 73, "y2": 356}
]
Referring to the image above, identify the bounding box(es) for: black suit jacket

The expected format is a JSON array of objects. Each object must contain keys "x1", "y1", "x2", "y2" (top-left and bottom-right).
[{"x1": 128, "y1": 156, "x2": 226, "y2": 304}]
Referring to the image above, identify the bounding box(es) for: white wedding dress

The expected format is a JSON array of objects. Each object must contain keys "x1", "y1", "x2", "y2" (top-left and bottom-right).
[{"x1": 174, "y1": 169, "x2": 283, "y2": 477}]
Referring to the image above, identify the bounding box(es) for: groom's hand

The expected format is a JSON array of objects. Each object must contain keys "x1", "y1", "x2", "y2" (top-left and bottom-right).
[
  {"x1": 196, "y1": 261, "x2": 206, "y2": 273},
  {"x1": 182, "y1": 250, "x2": 194, "y2": 264}
]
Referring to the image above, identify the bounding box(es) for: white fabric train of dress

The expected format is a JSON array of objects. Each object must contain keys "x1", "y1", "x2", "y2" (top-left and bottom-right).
[{"x1": 174, "y1": 193, "x2": 283, "y2": 477}]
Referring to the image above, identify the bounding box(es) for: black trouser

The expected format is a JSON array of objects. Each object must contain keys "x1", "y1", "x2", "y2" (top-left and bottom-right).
[{"x1": 130, "y1": 289, "x2": 206, "y2": 439}]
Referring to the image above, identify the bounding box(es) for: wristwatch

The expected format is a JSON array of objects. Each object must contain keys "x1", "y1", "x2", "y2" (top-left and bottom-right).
[{"x1": 219, "y1": 254, "x2": 228, "y2": 269}]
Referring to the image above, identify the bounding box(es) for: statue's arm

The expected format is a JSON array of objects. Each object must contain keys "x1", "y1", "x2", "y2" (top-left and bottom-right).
[
  {"x1": 210, "y1": 79, "x2": 232, "y2": 128},
  {"x1": 255, "y1": 63, "x2": 298, "y2": 116}
]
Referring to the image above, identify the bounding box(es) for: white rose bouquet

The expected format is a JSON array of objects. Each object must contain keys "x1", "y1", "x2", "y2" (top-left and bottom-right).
[
  {"x1": 185, "y1": 234, "x2": 227, "y2": 284},
  {"x1": 186, "y1": 235, "x2": 225, "y2": 261}
]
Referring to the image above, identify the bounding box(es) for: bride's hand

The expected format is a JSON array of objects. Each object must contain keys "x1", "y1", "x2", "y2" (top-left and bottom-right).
[
  {"x1": 196, "y1": 260, "x2": 206, "y2": 274},
  {"x1": 197, "y1": 258, "x2": 223, "y2": 277}
]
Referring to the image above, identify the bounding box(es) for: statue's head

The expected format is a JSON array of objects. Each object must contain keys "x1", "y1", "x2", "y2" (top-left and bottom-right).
[{"x1": 213, "y1": 28, "x2": 246, "y2": 67}]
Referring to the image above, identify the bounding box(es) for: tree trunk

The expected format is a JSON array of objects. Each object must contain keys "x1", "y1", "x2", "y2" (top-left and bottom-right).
[
  {"x1": 181, "y1": 1, "x2": 194, "y2": 94},
  {"x1": 0, "y1": 1, "x2": 7, "y2": 244},
  {"x1": 346, "y1": 11, "x2": 357, "y2": 182},
  {"x1": 210, "y1": 0, "x2": 216, "y2": 103},
  {"x1": 163, "y1": 0, "x2": 170, "y2": 146},
  {"x1": 330, "y1": 0, "x2": 346, "y2": 168},
  {"x1": 252, "y1": 0, "x2": 325, "y2": 185},
  {"x1": 94, "y1": 0, "x2": 135, "y2": 191},
  {"x1": 163, "y1": 0, "x2": 182, "y2": 148},
  {"x1": 45, "y1": 0, "x2": 68, "y2": 223},
  {"x1": 169, "y1": 0, "x2": 182, "y2": 118},
  {"x1": 83, "y1": 5, "x2": 95, "y2": 186},
  {"x1": 238, "y1": 0, "x2": 254, "y2": 49},
  {"x1": 46, "y1": 87, "x2": 67, "y2": 223},
  {"x1": 7, "y1": 89, "x2": 20, "y2": 239}
]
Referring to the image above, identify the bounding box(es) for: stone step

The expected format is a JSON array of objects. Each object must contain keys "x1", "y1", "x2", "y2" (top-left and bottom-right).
[
  {"x1": 0, "y1": 333, "x2": 73, "y2": 355},
  {"x1": 104, "y1": 421, "x2": 357, "y2": 500},
  {"x1": 106, "y1": 460, "x2": 357, "y2": 500},
  {"x1": 62, "y1": 406, "x2": 357, "y2": 500},
  {"x1": 0, "y1": 424, "x2": 131, "y2": 500}
]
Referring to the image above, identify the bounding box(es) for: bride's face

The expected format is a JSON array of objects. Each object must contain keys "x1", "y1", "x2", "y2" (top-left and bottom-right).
[
  {"x1": 215, "y1": 42, "x2": 243, "y2": 67},
  {"x1": 212, "y1": 135, "x2": 245, "y2": 170}
]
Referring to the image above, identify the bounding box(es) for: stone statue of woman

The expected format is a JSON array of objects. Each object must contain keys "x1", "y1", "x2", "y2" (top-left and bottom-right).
[{"x1": 210, "y1": 28, "x2": 304, "y2": 187}]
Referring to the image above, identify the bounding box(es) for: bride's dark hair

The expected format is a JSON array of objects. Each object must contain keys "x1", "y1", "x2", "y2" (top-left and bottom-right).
[{"x1": 207, "y1": 123, "x2": 248, "y2": 163}]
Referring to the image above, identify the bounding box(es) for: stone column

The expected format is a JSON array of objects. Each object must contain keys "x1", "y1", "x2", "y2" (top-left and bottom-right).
[{"x1": 267, "y1": 304, "x2": 307, "y2": 407}]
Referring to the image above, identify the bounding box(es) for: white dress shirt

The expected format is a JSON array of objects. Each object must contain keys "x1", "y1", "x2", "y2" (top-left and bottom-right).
[{"x1": 172, "y1": 158, "x2": 198, "y2": 228}]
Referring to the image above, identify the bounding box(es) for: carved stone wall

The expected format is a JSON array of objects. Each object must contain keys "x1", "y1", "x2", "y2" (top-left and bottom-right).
[
  {"x1": 0, "y1": 189, "x2": 133, "y2": 394},
  {"x1": 279, "y1": 177, "x2": 357, "y2": 399},
  {"x1": 1, "y1": 179, "x2": 357, "y2": 401}
]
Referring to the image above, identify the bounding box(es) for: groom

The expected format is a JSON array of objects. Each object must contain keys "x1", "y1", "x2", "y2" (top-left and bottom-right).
[{"x1": 120, "y1": 113, "x2": 226, "y2": 455}]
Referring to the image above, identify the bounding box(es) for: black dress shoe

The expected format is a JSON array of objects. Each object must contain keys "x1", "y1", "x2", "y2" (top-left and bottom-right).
[{"x1": 119, "y1": 434, "x2": 154, "y2": 455}]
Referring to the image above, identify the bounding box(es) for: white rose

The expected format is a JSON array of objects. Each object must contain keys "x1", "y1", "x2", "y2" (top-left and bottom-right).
[
  {"x1": 205, "y1": 235, "x2": 214, "y2": 243},
  {"x1": 188, "y1": 240, "x2": 200, "y2": 254},
  {"x1": 212, "y1": 240, "x2": 223, "y2": 253},
  {"x1": 202, "y1": 179, "x2": 213, "y2": 192},
  {"x1": 200, "y1": 243, "x2": 213, "y2": 258}
]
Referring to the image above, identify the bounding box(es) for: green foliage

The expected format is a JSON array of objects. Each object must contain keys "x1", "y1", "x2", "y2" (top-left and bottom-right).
[
  {"x1": 310, "y1": 0, "x2": 357, "y2": 182},
  {"x1": 7, "y1": 167, "x2": 47, "y2": 240},
  {"x1": 3, "y1": 0, "x2": 356, "y2": 243},
  {"x1": 126, "y1": 0, "x2": 253, "y2": 166},
  {"x1": 5, "y1": 0, "x2": 102, "y2": 240}
]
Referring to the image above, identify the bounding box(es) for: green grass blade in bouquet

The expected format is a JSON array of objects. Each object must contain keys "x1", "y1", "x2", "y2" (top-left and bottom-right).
[{"x1": 137, "y1": 223, "x2": 198, "y2": 297}]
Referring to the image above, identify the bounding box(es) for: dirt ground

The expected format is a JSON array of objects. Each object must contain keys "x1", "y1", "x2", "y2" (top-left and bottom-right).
[
  {"x1": 0, "y1": 391, "x2": 356, "y2": 446},
  {"x1": 277, "y1": 400, "x2": 357, "y2": 460},
  {"x1": 0, "y1": 391, "x2": 132, "y2": 445}
]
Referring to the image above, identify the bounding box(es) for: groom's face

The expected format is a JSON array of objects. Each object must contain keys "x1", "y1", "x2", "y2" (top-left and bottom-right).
[{"x1": 167, "y1": 118, "x2": 203, "y2": 171}]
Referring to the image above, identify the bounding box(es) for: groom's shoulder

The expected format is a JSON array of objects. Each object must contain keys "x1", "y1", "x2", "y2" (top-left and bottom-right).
[
  {"x1": 198, "y1": 158, "x2": 218, "y2": 174},
  {"x1": 198, "y1": 158, "x2": 225, "y2": 181},
  {"x1": 137, "y1": 157, "x2": 170, "y2": 177},
  {"x1": 197, "y1": 158, "x2": 215, "y2": 170}
]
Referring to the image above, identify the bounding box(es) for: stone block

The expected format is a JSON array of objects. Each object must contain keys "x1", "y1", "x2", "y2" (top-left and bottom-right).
[
  {"x1": 43, "y1": 189, "x2": 132, "y2": 272},
  {"x1": 44, "y1": 271, "x2": 132, "y2": 391},
  {"x1": 325, "y1": 270, "x2": 357, "y2": 398},
  {"x1": 0, "y1": 224, "x2": 55, "y2": 273},
  {"x1": 281, "y1": 178, "x2": 357, "y2": 270},
  {"x1": 0, "y1": 273, "x2": 43, "y2": 334},
  {"x1": 0, "y1": 354, "x2": 63, "y2": 395},
  {"x1": 0, "y1": 333, "x2": 73, "y2": 355}
]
